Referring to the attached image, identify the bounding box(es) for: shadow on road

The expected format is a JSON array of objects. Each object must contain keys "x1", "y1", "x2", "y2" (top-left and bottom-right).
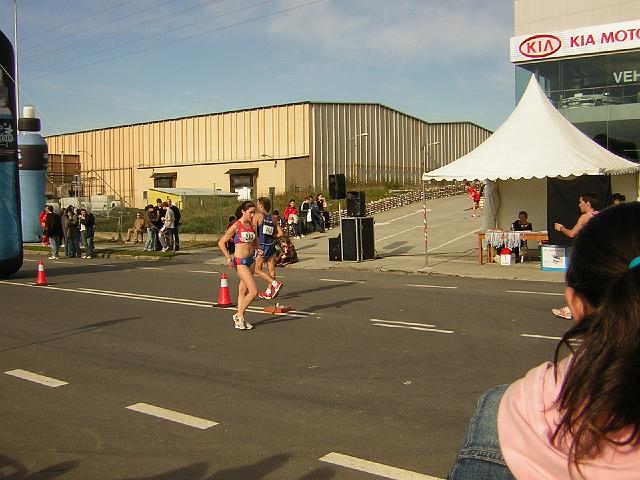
[{"x1": 0, "y1": 453, "x2": 78, "y2": 479}]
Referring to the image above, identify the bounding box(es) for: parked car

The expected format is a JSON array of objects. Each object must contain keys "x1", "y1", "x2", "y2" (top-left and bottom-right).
[{"x1": 560, "y1": 91, "x2": 623, "y2": 108}]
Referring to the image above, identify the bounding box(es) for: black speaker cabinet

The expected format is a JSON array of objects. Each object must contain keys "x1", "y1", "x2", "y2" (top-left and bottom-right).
[
  {"x1": 341, "y1": 217, "x2": 375, "y2": 262},
  {"x1": 328, "y1": 235, "x2": 342, "y2": 261},
  {"x1": 328, "y1": 174, "x2": 346, "y2": 200},
  {"x1": 346, "y1": 190, "x2": 366, "y2": 217}
]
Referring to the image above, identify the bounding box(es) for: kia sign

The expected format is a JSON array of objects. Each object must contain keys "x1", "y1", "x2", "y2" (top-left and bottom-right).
[
  {"x1": 511, "y1": 19, "x2": 640, "y2": 63},
  {"x1": 518, "y1": 34, "x2": 561, "y2": 58}
]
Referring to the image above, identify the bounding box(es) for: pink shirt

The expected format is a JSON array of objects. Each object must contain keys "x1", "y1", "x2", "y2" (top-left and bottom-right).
[{"x1": 498, "y1": 358, "x2": 640, "y2": 479}]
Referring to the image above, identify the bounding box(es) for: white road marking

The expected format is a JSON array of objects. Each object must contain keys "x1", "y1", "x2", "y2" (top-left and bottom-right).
[
  {"x1": 427, "y1": 228, "x2": 480, "y2": 252},
  {"x1": 189, "y1": 270, "x2": 219, "y2": 274},
  {"x1": 521, "y1": 333, "x2": 562, "y2": 341},
  {"x1": 23, "y1": 258, "x2": 38, "y2": 262},
  {"x1": 97, "y1": 264, "x2": 116, "y2": 267},
  {"x1": 373, "y1": 324, "x2": 454, "y2": 334},
  {"x1": 405, "y1": 284, "x2": 458, "y2": 290},
  {"x1": 0, "y1": 281, "x2": 314, "y2": 318},
  {"x1": 376, "y1": 210, "x2": 429, "y2": 226},
  {"x1": 376, "y1": 225, "x2": 422, "y2": 243},
  {"x1": 137, "y1": 267, "x2": 163, "y2": 270},
  {"x1": 319, "y1": 278, "x2": 365, "y2": 284},
  {"x1": 320, "y1": 452, "x2": 442, "y2": 480},
  {"x1": 126, "y1": 403, "x2": 217, "y2": 429},
  {"x1": 370, "y1": 319, "x2": 435, "y2": 328},
  {"x1": 507, "y1": 290, "x2": 564, "y2": 296},
  {"x1": 5, "y1": 369, "x2": 68, "y2": 388}
]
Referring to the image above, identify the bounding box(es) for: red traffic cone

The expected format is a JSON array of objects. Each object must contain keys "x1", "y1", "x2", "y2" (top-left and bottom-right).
[
  {"x1": 214, "y1": 272, "x2": 234, "y2": 307},
  {"x1": 36, "y1": 260, "x2": 48, "y2": 286}
]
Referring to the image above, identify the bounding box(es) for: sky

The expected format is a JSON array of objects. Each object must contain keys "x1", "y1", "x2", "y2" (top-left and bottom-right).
[{"x1": 0, "y1": 0, "x2": 516, "y2": 137}]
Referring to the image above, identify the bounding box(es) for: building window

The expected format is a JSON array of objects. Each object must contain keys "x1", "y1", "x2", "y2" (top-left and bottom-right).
[
  {"x1": 230, "y1": 174, "x2": 253, "y2": 191},
  {"x1": 516, "y1": 50, "x2": 640, "y2": 161},
  {"x1": 153, "y1": 174, "x2": 176, "y2": 188}
]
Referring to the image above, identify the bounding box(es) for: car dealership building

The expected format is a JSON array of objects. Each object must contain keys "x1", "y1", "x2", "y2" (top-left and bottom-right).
[{"x1": 512, "y1": 0, "x2": 640, "y2": 161}]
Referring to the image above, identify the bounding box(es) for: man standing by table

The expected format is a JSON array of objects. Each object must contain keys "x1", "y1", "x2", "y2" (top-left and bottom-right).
[{"x1": 551, "y1": 193, "x2": 598, "y2": 319}]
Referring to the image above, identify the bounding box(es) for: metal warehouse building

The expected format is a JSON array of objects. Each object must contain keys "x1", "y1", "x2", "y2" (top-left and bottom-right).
[{"x1": 45, "y1": 102, "x2": 492, "y2": 208}]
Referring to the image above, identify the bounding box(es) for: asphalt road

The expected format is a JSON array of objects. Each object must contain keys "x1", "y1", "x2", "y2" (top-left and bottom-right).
[{"x1": 0, "y1": 253, "x2": 569, "y2": 479}]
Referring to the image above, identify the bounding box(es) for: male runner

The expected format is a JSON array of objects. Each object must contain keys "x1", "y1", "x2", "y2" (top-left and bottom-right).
[{"x1": 253, "y1": 197, "x2": 284, "y2": 300}]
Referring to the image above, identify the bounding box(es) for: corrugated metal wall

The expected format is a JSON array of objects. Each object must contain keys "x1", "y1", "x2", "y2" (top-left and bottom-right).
[
  {"x1": 310, "y1": 103, "x2": 492, "y2": 188},
  {"x1": 46, "y1": 102, "x2": 491, "y2": 204},
  {"x1": 46, "y1": 104, "x2": 310, "y2": 205}
]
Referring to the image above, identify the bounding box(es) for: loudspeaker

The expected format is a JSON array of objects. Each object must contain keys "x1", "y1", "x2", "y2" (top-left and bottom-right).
[
  {"x1": 346, "y1": 191, "x2": 365, "y2": 217},
  {"x1": 341, "y1": 217, "x2": 375, "y2": 262},
  {"x1": 329, "y1": 174, "x2": 346, "y2": 200},
  {"x1": 328, "y1": 235, "x2": 342, "y2": 261}
]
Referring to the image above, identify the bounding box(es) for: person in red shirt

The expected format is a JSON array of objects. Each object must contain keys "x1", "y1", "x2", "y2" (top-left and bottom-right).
[
  {"x1": 39, "y1": 207, "x2": 49, "y2": 245},
  {"x1": 283, "y1": 199, "x2": 302, "y2": 238},
  {"x1": 464, "y1": 182, "x2": 481, "y2": 218}
]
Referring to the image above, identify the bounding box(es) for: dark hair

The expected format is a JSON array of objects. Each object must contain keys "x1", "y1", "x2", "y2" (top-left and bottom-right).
[
  {"x1": 234, "y1": 200, "x2": 256, "y2": 220},
  {"x1": 552, "y1": 202, "x2": 640, "y2": 469},
  {"x1": 258, "y1": 197, "x2": 271, "y2": 212},
  {"x1": 612, "y1": 192, "x2": 626, "y2": 203},
  {"x1": 228, "y1": 215, "x2": 236, "y2": 223},
  {"x1": 273, "y1": 210, "x2": 280, "y2": 216},
  {"x1": 579, "y1": 192, "x2": 597, "y2": 209},
  {"x1": 518, "y1": 210, "x2": 527, "y2": 217}
]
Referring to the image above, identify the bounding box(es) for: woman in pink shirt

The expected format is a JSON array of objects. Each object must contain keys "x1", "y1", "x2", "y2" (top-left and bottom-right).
[{"x1": 448, "y1": 202, "x2": 640, "y2": 479}]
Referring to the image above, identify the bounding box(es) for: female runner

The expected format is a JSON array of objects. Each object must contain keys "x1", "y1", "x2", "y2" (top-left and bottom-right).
[{"x1": 218, "y1": 201, "x2": 262, "y2": 330}]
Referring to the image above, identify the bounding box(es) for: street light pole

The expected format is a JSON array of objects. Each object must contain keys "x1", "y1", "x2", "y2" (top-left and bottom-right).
[
  {"x1": 421, "y1": 141, "x2": 439, "y2": 268},
  {"x1": 349, "y1": 133, "x2": 368, "y2": 183}
]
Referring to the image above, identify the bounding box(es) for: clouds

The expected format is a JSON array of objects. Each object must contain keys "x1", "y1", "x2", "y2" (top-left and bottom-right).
[{"x1": 266, "y1": 0, "x2": 513, "y2": 64}]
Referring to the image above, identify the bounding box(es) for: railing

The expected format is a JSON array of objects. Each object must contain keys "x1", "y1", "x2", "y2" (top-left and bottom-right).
[{"x1": 328, "y1": 183, "x2": 467, "y2": 226}]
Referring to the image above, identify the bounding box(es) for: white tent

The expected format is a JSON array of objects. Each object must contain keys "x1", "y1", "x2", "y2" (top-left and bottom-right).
[{"x1": 424, "y1": 75, "x2": 639, "y2": 230}]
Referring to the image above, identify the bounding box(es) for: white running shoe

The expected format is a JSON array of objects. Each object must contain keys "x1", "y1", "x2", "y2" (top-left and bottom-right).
[
  {"x1": 233, "y1": 314, "x2": 253, "y2": 330},
  {"x1": 270, "y1": 281, "x2": 283, "y2": 299}
]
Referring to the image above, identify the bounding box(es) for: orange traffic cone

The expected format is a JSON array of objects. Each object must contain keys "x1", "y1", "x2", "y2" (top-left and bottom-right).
[
  {"x1": 36, "y1": 260, "x2": 48, "y2": 286},
  {"x1": 214, "y1": 272, "x2": 234, "y2": 307}
]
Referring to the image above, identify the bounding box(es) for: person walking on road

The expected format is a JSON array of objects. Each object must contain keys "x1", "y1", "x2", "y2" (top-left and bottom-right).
[
  {"x1": 43, "y1": 205, "x2": 63, "y2": 259},
  {"x1": 253, "y1": 197, "x2": 284, "y2": 300},
  {"x1": 218, "y1": 201, "x2": 261, "y2": 331},
  {"x1": 552, "y1": 193, "x2": 598, "y2": 320}
]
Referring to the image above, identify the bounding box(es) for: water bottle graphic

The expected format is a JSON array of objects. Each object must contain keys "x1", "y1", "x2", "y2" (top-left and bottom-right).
[{"x1": 0, "y1": 28, "x2": 23, "y2": 277}]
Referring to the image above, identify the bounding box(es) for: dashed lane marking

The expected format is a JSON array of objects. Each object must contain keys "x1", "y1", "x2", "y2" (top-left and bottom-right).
[
  {"x1": 126, "y1": 403, "x2": 218, "y2": 429},
  {"x1": 319, "y1": 452, "x2": 443, "y2": 480},
  {"x1": 521, "y1": 333, "x2": 562, "y2": 341},
  {"x1": 370, "y1": 319, "x2": 435, "y2": 328},
  {"x1": 5, "y1": 369, "x2": 68, "y2": 388},
  {"x1": 189, "y1": 270, "x2": 219, "y2": 274},
  {"x1": 96, "y1": 264, "x2": 116, "y2": 267},
  {"x1": 319, "y1": 278, "x2": 366, "y2": 284},
  {"x1": 370, "y1": 319, "x2": 453, "y2": 334},
  {"x1": 406, "y1": 284, "x2": 458, "y2": 290},
  {"x1": 137, "y1": 267, "x2": 163, "y2": 270},
  {"x1": 507, "y1": 290, "x2": 564, "y2": 296},
  {"x1": 0, "y1": 281, "x2": 314, "y2": 318}
]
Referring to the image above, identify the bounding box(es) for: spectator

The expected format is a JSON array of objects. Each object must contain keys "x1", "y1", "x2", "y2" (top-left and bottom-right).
[
  {"x1": 159, "y1": 201, "x2": 175, "y2": 252},
  {"x1": 317, "y1": 193, "x2": 331, "y2": 229},
  {"x1": 143, "y1": 204, "x2": 160, "y2": 251},
  {"x1": 300, "y1": 196, "x2": 311, "y2": 234},
  {"x1": 78, "y1": 208, "x2": 96, "y2": 258},
  {"x1": 611, "y1": 192, "x2": 626, "y2": 205},
  {"x1": 283, "y1": 199, "x2": 302, "y2": 238},
  {"x1": 63, "y1": 206, "x2": 80, "y2": 257},
  {"x1": 309, "y1": 196, "x2": 324, "y2": 233},
  {"x1": 125, "y1": 211, "x2": 146, "y2": 243},
  {"x1": 167, "y1": 198, "x2": 181, "y2": 251},
  {"x1": 448, "y1": 202, "x2": 640, "y2": 480},
  {"x1": 43, "y1": 205, "x2": 63, "y2": 260},
  {"x1": 275, "y1": 237, "x2": 298, "y2": 267},
  {"x1": 39, "y1": 207, "x2": 49, "y2": 245}
]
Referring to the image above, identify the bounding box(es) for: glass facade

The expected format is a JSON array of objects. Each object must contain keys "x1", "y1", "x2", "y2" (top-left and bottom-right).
[{"x1": 516, "y1": 50, "x2": 640, "y2": 161}]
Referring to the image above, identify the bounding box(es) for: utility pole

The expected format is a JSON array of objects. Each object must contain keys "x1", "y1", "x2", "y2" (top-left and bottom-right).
[{"x1": 421, "y1": 141, "x2": 439, "y2": 268}]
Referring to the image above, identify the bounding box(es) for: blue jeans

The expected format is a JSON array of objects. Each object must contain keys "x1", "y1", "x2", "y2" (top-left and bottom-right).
[
  {"x1": 447, "y1": 385, "x2": 515, "y2": 480},
  {"x1": 145, "y1": 227, "x2": 158, "y2": 251},
  {"x1": 85, "y1": 236, "x2": 94, "y2": 257},
  {"x1": 49, "y1": 236, "x2": 61, "y2": 257}
]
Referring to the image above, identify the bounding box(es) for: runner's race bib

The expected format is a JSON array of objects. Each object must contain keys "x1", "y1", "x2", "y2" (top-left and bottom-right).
[{"x1": 262, "y1": 224, "x2": 274, "y2": 236}]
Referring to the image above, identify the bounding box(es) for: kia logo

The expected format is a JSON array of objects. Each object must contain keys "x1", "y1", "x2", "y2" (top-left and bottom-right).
[{"x1": 519, "y1": 34, "x2": 562, "y2": 58}]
